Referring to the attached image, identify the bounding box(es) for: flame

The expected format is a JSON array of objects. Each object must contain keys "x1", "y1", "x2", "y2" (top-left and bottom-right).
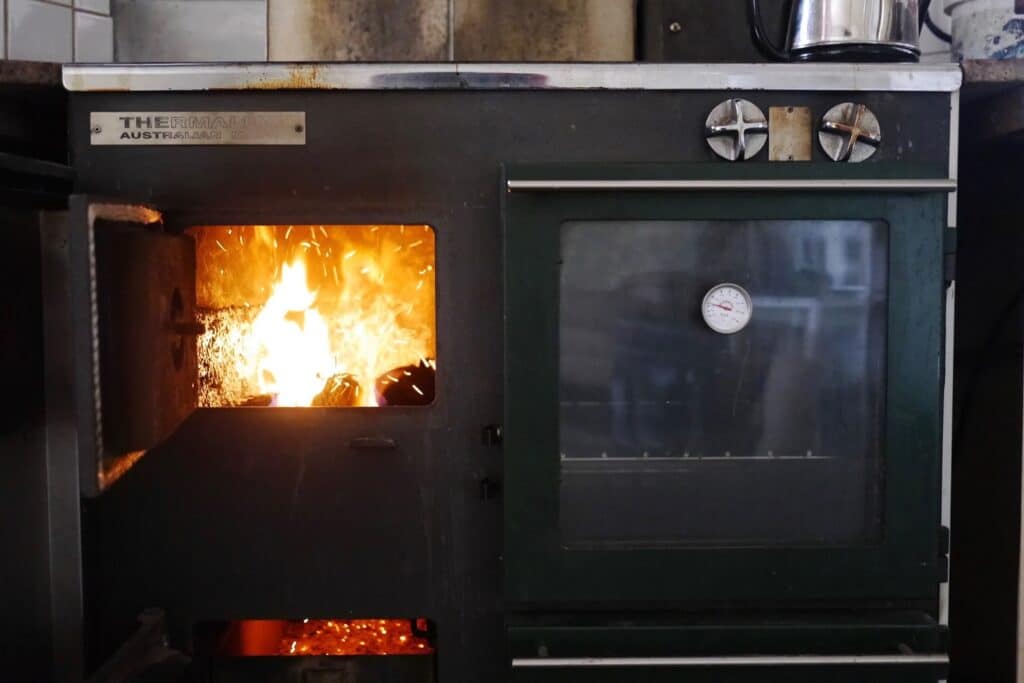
[
  {"x1": 191, "y1": 225, "x2": 436, "y2": 407},
  {"x1": 248, "y1": 259, "x2": 333, "y2": 406}
]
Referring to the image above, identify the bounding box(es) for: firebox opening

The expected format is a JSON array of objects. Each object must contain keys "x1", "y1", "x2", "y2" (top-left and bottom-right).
[
  {"x1": 196, "y1": 618, "x2": 436, "y2": 657},
  {"x1": 188, "y1": 225, "x2": 436, "y2": 408}
]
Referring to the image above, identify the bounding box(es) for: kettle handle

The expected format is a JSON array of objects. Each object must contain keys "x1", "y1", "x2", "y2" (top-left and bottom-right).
[{"x1": 749, "y1": 0, "x2": 790, "y2": 61}]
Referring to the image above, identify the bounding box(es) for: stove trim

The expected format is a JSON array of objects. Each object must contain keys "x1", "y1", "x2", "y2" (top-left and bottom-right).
[{"x1": 62, "y1": 63, "x2": 962, "y2": 94}]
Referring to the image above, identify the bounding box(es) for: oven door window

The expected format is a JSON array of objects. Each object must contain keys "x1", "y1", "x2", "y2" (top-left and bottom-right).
[{"x1": 559, "y1": 220, "x2": 887, "y2": 548}]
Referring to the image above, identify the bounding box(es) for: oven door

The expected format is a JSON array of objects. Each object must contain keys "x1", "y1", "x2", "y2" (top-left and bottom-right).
[
  {"x1": 58, "y1": 195, "x2": 197, "y2": 497},
  {"x1": 502, "y1": 164, "x2": 951, "y2": 607}
]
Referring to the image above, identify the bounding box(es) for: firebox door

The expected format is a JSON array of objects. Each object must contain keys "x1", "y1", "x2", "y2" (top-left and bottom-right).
[{"x1": 67, "y1": 197, "x2": 197, "y2": 497}]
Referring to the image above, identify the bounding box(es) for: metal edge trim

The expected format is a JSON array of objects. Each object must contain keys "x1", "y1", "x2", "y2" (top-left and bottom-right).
[
  {"x1": 511, "y1": 654, "x2": 950, "y2": 668},
  {"x1": 940, "y1": 87, "x2": 959, "y2": 629},
  {"x1": 83, "y1": 202, "x2": 163, "y2": 495},
  {"x1": 84, "y1": 204, "x2": 104, "y2": 494},
  {"x1": 61, "y1": 63, "x2": 963, "y2": 93},
  {"x1": 506, "y1": 178, "x2": 958, "y2": 192}
]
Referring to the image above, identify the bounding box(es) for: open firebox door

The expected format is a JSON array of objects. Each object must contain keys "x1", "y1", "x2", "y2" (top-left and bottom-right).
[{"x1": 66, "y1": 196, "x2": 197, "y2": 497}]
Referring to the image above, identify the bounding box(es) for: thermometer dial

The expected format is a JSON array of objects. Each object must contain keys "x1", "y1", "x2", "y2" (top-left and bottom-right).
[{"x1": 701, "y1": 283, "x2": 753, "y2": 334}]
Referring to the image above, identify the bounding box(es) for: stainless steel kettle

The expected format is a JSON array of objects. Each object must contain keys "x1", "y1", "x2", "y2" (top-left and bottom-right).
[{"x1": 750, "y1": 0, "x2": 920, "y2": 61}]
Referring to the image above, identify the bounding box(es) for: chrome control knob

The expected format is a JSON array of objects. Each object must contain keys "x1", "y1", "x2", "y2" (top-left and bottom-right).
[
  {"x1": 818, "y1": 102, "x2": 882, "y2": 163},
  {"x1": 704, "y1": 99, "x2": 768, "y2": 162}
]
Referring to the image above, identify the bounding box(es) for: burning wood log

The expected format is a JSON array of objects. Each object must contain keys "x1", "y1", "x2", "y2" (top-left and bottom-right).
[
  {"x1": 312, "y1": 373, "x2": 362, "y2": 407},
  {"x1": 374, "y1": 359, "x2": 435, "y2": 406}
]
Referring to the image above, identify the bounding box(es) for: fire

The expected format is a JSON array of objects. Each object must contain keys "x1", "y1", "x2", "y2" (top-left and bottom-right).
[
  {"x1": 191, "y1": 225, "x2": 436, "y2": 407},
  {"x1": 248, "y1": 259, "x2": 332, "y2": 406},
  {"x1": 277, "y1": 619, "x2": 433, "y2": 656}
]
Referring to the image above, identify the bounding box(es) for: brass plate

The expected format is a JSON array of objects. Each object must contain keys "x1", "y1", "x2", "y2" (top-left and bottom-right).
[
  {"x1": 90, "y1": 111, "x2": 306, "y2": 146},
  {"x1": 768, "y1": 106, "x2": 812, "y2": 162}
]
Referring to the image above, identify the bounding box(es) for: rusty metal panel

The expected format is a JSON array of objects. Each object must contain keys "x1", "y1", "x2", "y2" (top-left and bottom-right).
[
  {"x1": 268, "y1": 0, "x2": 449, "y2": 61},
  {"x1": 769, "y1": 106, "x2": 813, "y2": 162},
  {"x1": 454, "y1": 0, "x2": 634, "y2": 61}
]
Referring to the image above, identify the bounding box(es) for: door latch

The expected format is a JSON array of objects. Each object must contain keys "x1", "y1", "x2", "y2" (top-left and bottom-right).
[{"x1": 482, "y1": 424, "x2": 503, "y2": 446}]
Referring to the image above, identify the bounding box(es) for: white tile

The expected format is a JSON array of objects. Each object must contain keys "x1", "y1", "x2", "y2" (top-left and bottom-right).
[
  {"x1": 74, "y1": 10, "x2": 111, "y2": 61},
  {"x1": 8, "y1": 0, "x2": 72, "y2": 62},
  {"x1": 0, "y1": 0, "x2": 6, "y2": 58},
  {"x1": 75, "y1": 0, "x2": 108, "y2": 14}
]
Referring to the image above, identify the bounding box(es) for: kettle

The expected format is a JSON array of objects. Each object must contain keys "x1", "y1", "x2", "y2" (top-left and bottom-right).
[{"x1": 750, "y1": 0, "x2": 921, "y2": 61}]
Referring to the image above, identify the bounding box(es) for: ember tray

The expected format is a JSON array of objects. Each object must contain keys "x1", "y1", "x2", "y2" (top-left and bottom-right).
[{"x1": 195, "y1": 619, "x2": 436, "y2": 683}]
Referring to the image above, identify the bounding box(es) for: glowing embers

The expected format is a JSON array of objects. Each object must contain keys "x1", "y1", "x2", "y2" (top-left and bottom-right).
[
  {"x1": 191, "y1": 225, "x2": 436, "y2": 407},
  {"x1": 213, "y1": 619, "x2": 435, "y2": 658},
  {"x1": 280, "y1": 619, "x2": 433, "y2": 656}
]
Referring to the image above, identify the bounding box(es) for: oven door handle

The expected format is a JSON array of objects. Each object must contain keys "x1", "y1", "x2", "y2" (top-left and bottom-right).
[
  {"x1": 505, "y1": 178, "x2": 957, "y2": 192},
  {"x1": 511, "y1": 654, "x2": 950, "y2": 668}
]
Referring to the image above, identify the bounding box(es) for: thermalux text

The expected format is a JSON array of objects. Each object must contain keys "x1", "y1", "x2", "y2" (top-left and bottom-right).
[{"x1": 117, "y1": 115, "x2": 246, "y2": 141}]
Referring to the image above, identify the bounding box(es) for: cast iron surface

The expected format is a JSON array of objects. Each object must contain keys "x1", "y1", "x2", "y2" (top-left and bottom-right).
[
  {"x1": 204, "y1": 656, "x2": 434, "y2": 683},
  {"x1": 66, "y1": 88, "x2": 951, "y2": 682},
  {"x1": 0, "y1": 208, "x2": 54, "y2": 679}
]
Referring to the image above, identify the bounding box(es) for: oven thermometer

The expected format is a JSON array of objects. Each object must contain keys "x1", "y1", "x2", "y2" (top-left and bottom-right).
[{"x1": 701, "y1": 283, "x2": 753, "y2": 334}]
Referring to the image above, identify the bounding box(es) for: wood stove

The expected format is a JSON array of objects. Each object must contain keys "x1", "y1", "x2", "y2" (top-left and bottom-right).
[{"x1": 42, "y1": 62, "x2": 960, "y2": 682}]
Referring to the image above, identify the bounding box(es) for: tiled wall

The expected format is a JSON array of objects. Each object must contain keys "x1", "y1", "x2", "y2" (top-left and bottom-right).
[
  {"x1": 112, "y1": 0, "x2": 635, "y2": 63},
  {"x1": 5, "y1": 0, "x2": 112, "y2": 62},
  {"x1": 9, "y1": 0, "x2": 949, "y2": 66}
]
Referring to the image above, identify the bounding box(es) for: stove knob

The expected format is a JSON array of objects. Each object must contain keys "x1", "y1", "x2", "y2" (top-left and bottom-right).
[
  {"x1": 704, "y1": 98, "x2": 768, "y2": 161},
  {"x1": 818, "y1": 102, "x2": 882, "y2": 163}
]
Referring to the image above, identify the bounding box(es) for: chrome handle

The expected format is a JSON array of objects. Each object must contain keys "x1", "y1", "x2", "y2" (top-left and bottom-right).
[
  {"x1": 506, "y1": 178, "x2": 957, "y2": 192},
  {"x1": 749, "y1": 0, "x2": 790, "y2": 61},
  {"x1": 511, "y1": 654, "x2": 949, "y2": 668}
]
